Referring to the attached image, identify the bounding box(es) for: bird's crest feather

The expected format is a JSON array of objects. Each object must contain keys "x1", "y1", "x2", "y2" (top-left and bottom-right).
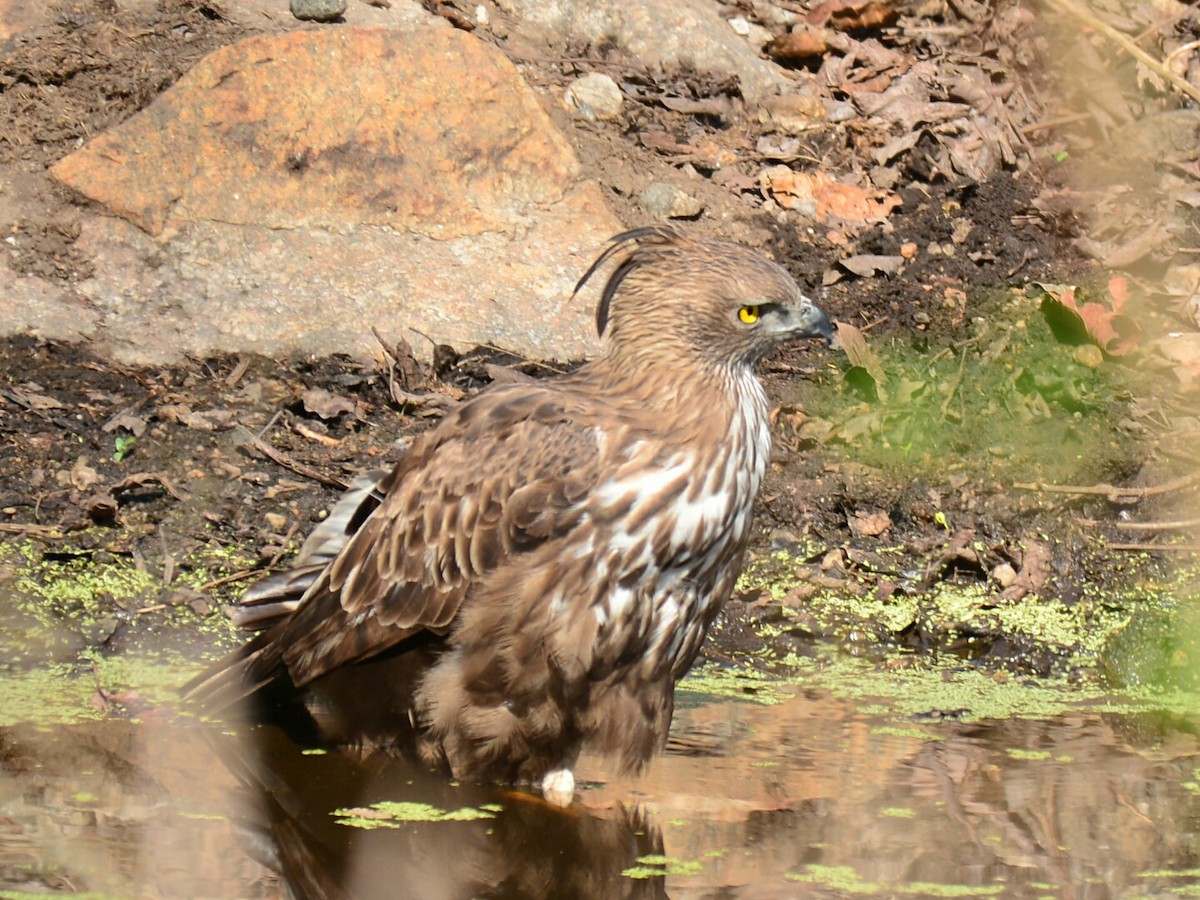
[{"x1": 573, "y1": 225, "x2": 696, "y2": 337}]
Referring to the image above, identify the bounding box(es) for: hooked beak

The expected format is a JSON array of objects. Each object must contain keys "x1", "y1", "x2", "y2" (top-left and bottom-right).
[{"x1": 791, "y1": 300, "x2": 836, "y2": 346}]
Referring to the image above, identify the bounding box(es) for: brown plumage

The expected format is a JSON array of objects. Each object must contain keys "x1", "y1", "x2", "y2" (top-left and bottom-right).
[{"x1": 186, "y1": 226, "x2": 833, "y2": 800}]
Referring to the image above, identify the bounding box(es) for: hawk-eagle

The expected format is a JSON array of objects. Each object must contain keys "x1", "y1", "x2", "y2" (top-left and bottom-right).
[{"x1": 186, "y1": 226, "x2": 833, "y2": 803}]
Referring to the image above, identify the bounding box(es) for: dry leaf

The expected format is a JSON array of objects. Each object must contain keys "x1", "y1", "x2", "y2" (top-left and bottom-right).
[
  {"x1": 301, "y1": 387, "x2": 359, "y2": 420},
  {"x1": 759, "y1": 167, "x2": 901, "y2": 229},
  {"x1": 1037, "y1": 280, "x2": 1142, "y2": 356},
  {"x1": 808, "y1": 0, "x2": 900, "y2": 30},
  {"x1": 839, "y1": 254, "x2": 905, "y2": 277},
  {"x1": 848, "y1": 509, "x2": 892, "y2": 536},
  {"x1": 836, "y1": 321, "x2": 887, "y2": 385}
]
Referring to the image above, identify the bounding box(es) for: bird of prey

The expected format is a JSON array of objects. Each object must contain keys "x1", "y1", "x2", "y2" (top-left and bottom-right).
[{"x1": 186, "y1": 226, "x2": 833, "y2": 803}]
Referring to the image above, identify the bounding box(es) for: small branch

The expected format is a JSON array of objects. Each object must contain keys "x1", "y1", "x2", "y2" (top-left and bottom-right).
[
  {"x1": 1042, "y1": 0, "x2": 1200, "y2": 105},
  {"x1": 0, "y1": 522, "x2": 63, "y2": 540},
  {"x1": 195, "y1": 568, "x2": 262, "y2": 592},
  {"x1": 1109, "y1": 543, "x2": 1200, "y2": 553},
  {"x1": 1116, "y1": 516, "x2": 1200, "y2": 531},
  {"x1": 1015, "y1": 469, "x2": 1200, "y2": 501},
  {"x1": 236, "y1": 425, "x2": 349, "y2": 490}
]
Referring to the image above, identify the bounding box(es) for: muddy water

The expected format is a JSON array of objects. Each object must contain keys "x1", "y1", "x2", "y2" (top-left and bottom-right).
[{"x1": 3, "y1": 667, "x2": 1199, "y2": 900}]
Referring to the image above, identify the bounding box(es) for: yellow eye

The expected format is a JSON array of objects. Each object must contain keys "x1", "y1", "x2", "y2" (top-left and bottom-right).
[{"x1": 738, "y1": 305, "x2": 761, "y2": 324}]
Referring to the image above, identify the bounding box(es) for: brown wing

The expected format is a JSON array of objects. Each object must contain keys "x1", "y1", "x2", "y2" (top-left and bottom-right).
[{"x1": 260, "y1": 382, "x2": 606, "y2": 689}]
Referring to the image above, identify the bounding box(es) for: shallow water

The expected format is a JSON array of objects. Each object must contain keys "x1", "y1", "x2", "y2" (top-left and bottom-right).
[{"x1": 3, "y1": 660, "x2": 1199, "y2": 899}]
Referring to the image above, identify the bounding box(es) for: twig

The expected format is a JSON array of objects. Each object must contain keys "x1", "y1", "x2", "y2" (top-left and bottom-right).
[
  {"x1": 225, "y1": 356, "x2": 252, "y2": 388},
  {"x1": 236, "y1": 425, "x2": 349, "y2": 490},
  {"x1": 195, "y1": 568, "x2": 262, "y2": 592},
  {"x1": 0, "y1": 522, "x2": 63, "y2": 539},
  {"x1": 1042, "y1": 0, "x2": 1200, "y2": 104},
  {"x1": 267, "y1": 520, "x2": 304, "y2": 568},
  {"x1": 1020, "y1": 112, "x2": 1095, "y2": 134},
  {"x1": 1109, "y1": 543, "x2": 1200, "y2": 553},
  {"x1": 1015, "y1": 469, "x2": 1200, "y2": 501},
  {"x1": 1116, "y1": 516, "x2": 1200, "y2": 531}
]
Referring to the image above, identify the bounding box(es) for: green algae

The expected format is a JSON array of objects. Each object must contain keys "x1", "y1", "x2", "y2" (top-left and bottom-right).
[
  {"x1": 785, "y1": 863, "x2": 1005, "y2": 896},
  {"x1": 0, "y1": 663, "x2": 106, "y2": 727},
  {"x1": 683, "y1": 640, "x2": 1200, "y2": 731},
  {"x1": 622, "y1": 854, "x2": 704, "y2": 879},
  {"x1": 738, "y1": 543, "x2": 1136, "y2": 670},
  {"x1": 1006, "y1": 748, "x2": 1052, "y2": 760},
  {"x1": 1102, "y1": 586, "x2": 1200, "y2": 690},
  {"x1": 0, "y1": 533, "x2": 250, "y2": 727},
  {"x1": 678, "y1": 662, "x2": 791, "y2": 706},
  {"x1": 2, "y1": 537, "x2": 245, "y2": 644},
  {"x1": 0, "y1": 646, "x2": 211, "y2": 728},
  {"x1": 332, "y1": 800, "x2": 500, "y2": 829}
]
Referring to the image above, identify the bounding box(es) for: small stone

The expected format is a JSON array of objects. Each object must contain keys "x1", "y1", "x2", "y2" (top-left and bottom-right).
[
  {"x1": 991, "y1": 563, "x2": 1017, "y2": 588},
  {"x1": 760, "y1": 92, "x2": 826, "y2": 135},
  {"x1": 640, "y1": 182, "x2": 704, "y2": 219},
  {"x1": 727, "y1": 15, "x2": 772, "y2": 48},
  {"x1": 1073, "y1": 344, "x2": 1105, "y2": 368},
  {"x1": 563, "y1": 73, "x2": 623, "y2": 121},
  {"x1": 290, "y1": 0, "x2": 346, "y2": 22},
  {"x1": 264, "y1": 512, "x2": 288, "y2": 531},
  {"x1": 728, "y1": 16, "x2": 752, "y2": 35}
]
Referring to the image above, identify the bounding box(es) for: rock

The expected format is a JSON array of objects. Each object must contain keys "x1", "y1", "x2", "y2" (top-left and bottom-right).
[
  {"x1": 1073, "y1": 344, "x2": 1105, "y2": 369},
  {"x1": 290, "y1": 0, "x2": 346, "y2": 21},
  {"x1": 726, "y1": 15, "x2": 773, "y2": 50},
  {"x1": 50, "y1": 27, "x2": 585, "y2": 237},
  {"x1": 496, "y1": 0, "x2": 788, "y2": 101},
  {"x1": 639, "y1": 182, "x2": 703, "y2": 219},
  {"x1": 36, "y1": 26, "x2": 622, "y2": 365},
  {"x1": 0, "y1": 0, "x2": 41, "y2": 41},
  {"x1": 991, "y1": 563, "x2": 1017, "y2": 588},
  {"x1": 759, "y1": 93, "x2": 827, "y2": 135},
  {"x1": 563, "y1": 73, "x2": 623, "y2": 121}
]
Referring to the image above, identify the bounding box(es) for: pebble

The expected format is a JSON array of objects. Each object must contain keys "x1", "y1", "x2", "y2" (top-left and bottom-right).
[
  {"x1": 290, "y1": 0, "x2": 346, "y2": 22},
  {"x1": 562, "y1": 73, "x2": 623, "y2": 121},
  {"x1": 991, "y1": 563, "x2": 1017, "y2": 588},
  {"x1": 1073, "y1": 344, "x2": 1105, "y2": 368},
  {"x1": 640, "y1": 182, "x2": 703, "y2": 219}
]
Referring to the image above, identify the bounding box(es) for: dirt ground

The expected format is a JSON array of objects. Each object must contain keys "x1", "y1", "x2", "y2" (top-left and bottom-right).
[{"x1": 2, "y1": 0, "x2": 1199, "y2": 689}]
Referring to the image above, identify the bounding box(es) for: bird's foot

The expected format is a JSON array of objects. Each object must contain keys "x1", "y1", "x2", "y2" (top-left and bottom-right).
[{"x1": 540, "y1": 768, "x2": 575, "y2": 807}]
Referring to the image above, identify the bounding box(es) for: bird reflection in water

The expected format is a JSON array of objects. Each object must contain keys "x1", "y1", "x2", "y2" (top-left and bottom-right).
[{"x1": 208, "y1": 693, "x2": 668, "y2": 900}]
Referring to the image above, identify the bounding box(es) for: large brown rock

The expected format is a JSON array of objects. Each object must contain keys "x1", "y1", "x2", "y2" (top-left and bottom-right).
[
  {"x1": 36, "y1": 26, "x2": 620, "y2": 363},
  {"x1": 50, "y1": 27, "x2": 585, "y2": 238}
]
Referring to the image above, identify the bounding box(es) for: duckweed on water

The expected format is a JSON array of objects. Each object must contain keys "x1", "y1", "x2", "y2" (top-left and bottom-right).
[
  {"x1": 785, "y1": 863, "x2": 1005, "y2": 896},
  {"x1": 332, "y1": 801, "x2": 502, "y2": 828},
  {"x1": 681, "y1": 645, "x2": 1200, "y2": 728},
  {"x1": 0, "y1": 647, "x2": 208, "y2": 727},
  {"x1": 3, "y1": 536, "x2": 254, "y2": 630},
  {"x1": 622, "y1": 854, "x2": 704, "y2": 879},
  {"x1": 677, "y1": 662, "x2": 790, "y2": 706}
]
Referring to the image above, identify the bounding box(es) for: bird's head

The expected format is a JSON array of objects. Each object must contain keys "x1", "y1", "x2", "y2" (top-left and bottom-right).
[{"x1": 575, "y1": 226, "x2": 834, "y2": 371}]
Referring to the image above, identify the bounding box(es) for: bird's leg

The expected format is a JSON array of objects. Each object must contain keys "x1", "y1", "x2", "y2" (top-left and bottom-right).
[{"x1": 540, "y1": 767, "x2": 576, "y2": 807}]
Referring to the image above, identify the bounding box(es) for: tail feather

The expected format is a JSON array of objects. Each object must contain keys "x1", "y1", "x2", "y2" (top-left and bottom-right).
[
  {"x1": 183, "y1": 629, "x2": 289, "y2": 712},
  {"x1": 185, "y1": 470, "x2": 388, "y2": 710}
]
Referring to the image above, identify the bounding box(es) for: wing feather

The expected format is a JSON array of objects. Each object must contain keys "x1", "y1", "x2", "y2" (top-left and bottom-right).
[{"x1": 266, "y1": 383, "x2": 606, "y2": 688}]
